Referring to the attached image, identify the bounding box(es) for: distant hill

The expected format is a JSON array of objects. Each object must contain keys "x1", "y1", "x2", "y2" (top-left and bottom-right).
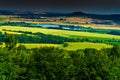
[
  {"x1": 0, "y1": 10, "x2": 120, "y2": 16},
  {"x1": 1, "y1": 10, "x2": 120, "y2": 24},
  {"x1": 71, "y1": 11, "x2": 88, "y2": 16}
]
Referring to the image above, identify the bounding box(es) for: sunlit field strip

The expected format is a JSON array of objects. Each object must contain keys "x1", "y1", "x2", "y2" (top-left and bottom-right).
[
  {"x1": 1, "y1": 26, "x2": 120, "y2": 39},
  {"x1": 62, "y1": 42, "x2": 112, "y2": 50}
]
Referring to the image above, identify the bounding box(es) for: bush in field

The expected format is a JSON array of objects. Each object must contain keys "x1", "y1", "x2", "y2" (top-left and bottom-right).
[{"x1": 63, "y1": 42, "x2": 69, "y2": 47}]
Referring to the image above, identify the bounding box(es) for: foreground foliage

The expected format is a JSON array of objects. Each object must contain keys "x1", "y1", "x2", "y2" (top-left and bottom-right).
[
  {"x1": 0, "y1": 35, "x2": 120, "y2": 80},
  {"x1": 0, "y1": 47, "x2": 120, "y2": 79}
]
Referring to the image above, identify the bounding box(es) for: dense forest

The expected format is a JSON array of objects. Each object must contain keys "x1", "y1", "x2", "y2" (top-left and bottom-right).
[{"x1": 0, "y1": 35, "x2": 120, "y2": 80}]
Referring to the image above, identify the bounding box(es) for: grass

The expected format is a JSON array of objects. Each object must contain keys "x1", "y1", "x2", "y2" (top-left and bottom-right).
[
  {"x1": 0, "y1": 26, "x2": 117, "y2": 50},
  {"x1": 21, "y1": 42, "x2": 112, "y2": 50},
  {"x1": 1, "y1": 26, "x2": 120, "y2": 40},
  {"x1": 0, "y1": 15, "x2": 12, "y2": 24},
  {"x1": 3, "y1": 31, "x2": 22, "y2": 35},
  {"x1": 22, "y1": 42, "x2": 112, "y2": 50},
  {"x1": 0, "y1": 43, "x2": 61, "y2": 49},
  {"x1": 20, "y1": 43, "x2": 61, "y2": 49},
  {"x1": 0, "y1": 42, "x2": 112, "y2": 50},
  {"x1": 62, "y1": 42, "x2": 112, "y2": 50}
]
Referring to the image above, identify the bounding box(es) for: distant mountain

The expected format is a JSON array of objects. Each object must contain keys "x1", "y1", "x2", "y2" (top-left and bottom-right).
[
  {"x1": 0, "y1": 10, "x2": 86, "y2": 16},
  {"x1": 0, "y1": 10, "x2": 13, "y2": 15},
  {"x1": 71, "y1": 11, "x2": 88, "y2": 16},
  {"x1": 1, "y1": 10, "x2": 120, "y2": 24},
  {"x1": 0, "y1": 10, "x2": 47, "y2": 15},
  {"x1": 1, "y1": 10, "x2": 120, "y2": 16}
]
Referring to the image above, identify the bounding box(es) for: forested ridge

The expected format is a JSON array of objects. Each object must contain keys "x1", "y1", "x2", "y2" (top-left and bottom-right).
[{"x1": 0, "y1": 35, "x2": 120, "y2": 80}]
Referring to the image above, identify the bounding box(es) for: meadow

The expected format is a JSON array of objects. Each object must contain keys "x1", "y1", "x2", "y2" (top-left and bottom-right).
[
  {"x1": 62, "y1": 42, "x2": 112, "y2": 50},
  {"x1": 0, "y1": 25, "x2": 119, "y2": 50},
  {"x1": 21, "y1": 43, "x2": 61, "y2": 49},
  {"x1": 0, "y1": 42, "x2": 111, "y2": 50},
  {"x1": 1, "y1": 26, "x2": 120, "y2": 40},
  {"x1": 19, "y1": 42, "x2": 112, "y2": 50}
]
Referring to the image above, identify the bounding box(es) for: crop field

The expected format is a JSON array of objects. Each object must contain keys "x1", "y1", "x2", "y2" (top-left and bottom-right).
[
  {"x1": 62, "y1": 42, "x2": 112, "y2": 50},
  {"x1": 0, "y1": 42, "x2": 112, "y2": 50},
  {"x1": 1, "y1": 26, "x2": 120, "y2": 40},
  {"x1": 21, "y1": 43, "x2": 61, "y2": 49},
  {"x1": 10, "y1": 17, "x2": 120, "y2": 30},
  {"x1": 19, "y1": 42, "x2": 112, "y2": 50},
  {"x1": 0, "y1": 43, "x2": 61, "y2": 49},
  {"x1": 0, "y1": 18, "x2": 8, "y2": 24},
  {"x1": 3, "y1": 31, "x2": 22, "y2": 35},
  {"x1": 1, "y1": 15, "x2": 120, "y2": 31},
  {"x1": 1, "y1": 14, "x2": 120, "y2": 30}
]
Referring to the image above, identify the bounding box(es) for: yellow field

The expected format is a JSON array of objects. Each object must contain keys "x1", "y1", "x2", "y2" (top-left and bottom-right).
[
  {"x1": 21, "y1": 42, "x2": 112, "y2": 50},
  {"x1": 1, "y1": 26, "x2": 120, "y2": 39},
  {"x1": 0, "y1": 42, "x2": 112, "y2": 50},
  {"x1": 0, "y1": 43, "x2": 61, "y2": 49},
  {"x1": 21, "y1": 43, "x2": 61, "y2": 49},
  {"x1": 79, "y1": 24, "x2": 120, "y2": 30},
  {"x1": 3, "y1": 31, "x2": 22, "y2": 35},
  {"x1": 62, "y1": 42, "x2": 112, "y2": 50}
]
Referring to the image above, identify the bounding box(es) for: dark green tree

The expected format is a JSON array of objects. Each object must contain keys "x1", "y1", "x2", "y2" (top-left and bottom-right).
[
  {"x1": 4, "y1": 35, "x2": 18, "y2": 50},
  {"x1": 111, "y1": 45, "x2": 120, "y2": 57},
  {"x1": 63, "y1": 42, "x2": 68, "y2": 47}
]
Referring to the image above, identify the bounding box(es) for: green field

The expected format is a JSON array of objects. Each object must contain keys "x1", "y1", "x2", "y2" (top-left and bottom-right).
[
  {"x1": 62, "y1": 42, "x2": 112, "y2": 50},
  {"x1": 15, "y1": 42, "x2": 112, "y2": 50},
  {"x1": 0, "y1": 42, "x2": 112, "y2": 50},
  {"x1": 21, "y1": 43, "x2": 61, "y2": 49},
  {"x1": 0, "y1": 26, "x2": 117, "y2": 50},
  {"x1": 1, "y1": 26, "x2": 120, "y2": 40},
  {"x1": 0, "y1": 18, "x2": 8, "y2": 24},
  {"x1": 0, "y1": 43, "x2": 61, "y2": 49}
]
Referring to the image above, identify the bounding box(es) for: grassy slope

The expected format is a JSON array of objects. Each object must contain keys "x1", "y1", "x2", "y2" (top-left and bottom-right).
[
  {"x1": 1, "y1": 26, "x2": 120, "y2": 40},
  {"x1": 62, "y1": 42, "x2": 112, "y2": 50},
  {"x1": 0, "y1": 42, "x2": 112, "y2": 50},
  {"x1": 20, "y1": 42, "x2": 112, "y2": 50},
  {"x1": 0, "y1": 26, "x2": 113, "y2": 50},
  {"x1": 21, "y1": 43, "x2": 61, "y2": 49},
  {"x1": 1, "y1": 43, "x2": 61, "y2": 49}
]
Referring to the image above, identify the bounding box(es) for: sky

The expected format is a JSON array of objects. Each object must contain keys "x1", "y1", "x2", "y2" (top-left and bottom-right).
[{"x1": 0, "y1": 0, "x2": 120, "y2": 14}]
